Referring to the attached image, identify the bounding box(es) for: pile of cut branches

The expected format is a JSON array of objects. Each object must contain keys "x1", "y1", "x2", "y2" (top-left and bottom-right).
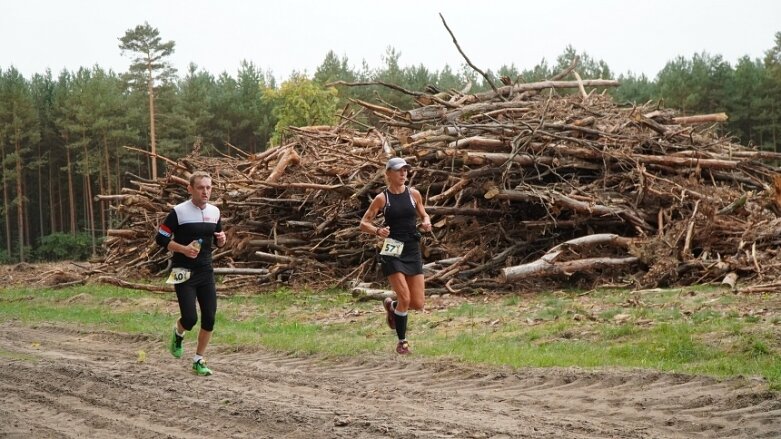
[{"x1": 98, "y1": 74, "x2": 781, "y2": 294}]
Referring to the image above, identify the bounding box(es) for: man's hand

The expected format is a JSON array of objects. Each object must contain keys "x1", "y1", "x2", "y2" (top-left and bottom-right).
[
  {"x1": 214, "y1": 231, "x2": 227, "y2": 247},
  {"x1": 185, "y1": 241, "x2": 200, "y2": 259}
]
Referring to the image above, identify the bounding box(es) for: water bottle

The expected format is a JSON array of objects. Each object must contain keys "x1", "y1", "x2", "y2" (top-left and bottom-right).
[{"x1": 191, "y1": 238, "x2": 203, "y2": 252}]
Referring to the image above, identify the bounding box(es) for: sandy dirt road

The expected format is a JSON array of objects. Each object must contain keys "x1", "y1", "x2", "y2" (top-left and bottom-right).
[{"x1": 0, "y1": 322, "x2": 779, "y2": 438}]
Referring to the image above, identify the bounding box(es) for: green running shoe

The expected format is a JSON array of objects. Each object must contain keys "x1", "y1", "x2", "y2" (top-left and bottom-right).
[
  {"x1": 192, "y1": 359, "x2": 213, "y2": 376},
  {"x1": 169, "y1": 329, "x2": 183, "y2": 358}
]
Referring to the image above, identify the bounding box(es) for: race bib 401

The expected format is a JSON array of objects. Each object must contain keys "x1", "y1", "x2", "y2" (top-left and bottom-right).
[
  {"x1": 165, "y1": 267, "x2": 191, "y2": 284},
  {"x1": 380, "y1": 238, "x2": 404, "y2": 257}
]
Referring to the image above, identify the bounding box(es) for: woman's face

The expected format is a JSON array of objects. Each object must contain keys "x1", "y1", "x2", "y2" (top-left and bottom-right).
[{"x1": 386, "y1": 167, "x2": 408, "y2": 185}]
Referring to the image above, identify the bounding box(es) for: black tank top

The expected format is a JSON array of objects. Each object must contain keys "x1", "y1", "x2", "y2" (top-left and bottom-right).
[{"x1": 383, "y1": 187, "x2": 417, "y2": 241}]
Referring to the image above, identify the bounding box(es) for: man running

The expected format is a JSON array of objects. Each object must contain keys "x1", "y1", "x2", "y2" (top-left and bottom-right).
[{"x1": 156, "y1": 171, "x2": 226, "y2": 376}]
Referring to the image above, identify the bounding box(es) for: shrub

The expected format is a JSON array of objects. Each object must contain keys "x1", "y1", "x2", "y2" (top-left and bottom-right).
[
  {"x1": 33, "y1": 233, "x2": 93, "y2": 261},
  {"x1": 0, "y1": 249, "x2": 13, "y2": 264}
]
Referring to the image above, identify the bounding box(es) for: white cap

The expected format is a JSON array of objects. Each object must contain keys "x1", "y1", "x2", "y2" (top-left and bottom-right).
[{"x1": 386, "y1": 157, "x2": 411, "y2": 170}]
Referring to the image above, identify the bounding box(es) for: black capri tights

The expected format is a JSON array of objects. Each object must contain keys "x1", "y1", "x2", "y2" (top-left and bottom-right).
[{"x1": 174, "y1": 270, "x2": 217, "y2": 332}]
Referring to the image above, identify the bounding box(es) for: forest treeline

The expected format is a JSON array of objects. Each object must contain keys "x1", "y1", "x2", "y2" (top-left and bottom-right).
[{"x1": 1, "y1": 23, "x2": 780, "y2": 263}]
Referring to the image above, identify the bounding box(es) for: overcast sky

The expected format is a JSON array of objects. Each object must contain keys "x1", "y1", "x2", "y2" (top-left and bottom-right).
[{"x1": 2, "y1": 0, "x2": 779, "y2": 82}]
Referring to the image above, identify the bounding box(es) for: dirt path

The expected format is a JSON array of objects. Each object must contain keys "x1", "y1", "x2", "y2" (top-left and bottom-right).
[{"x1": 0, "y1": 322, "x2": 778, "y2": 438}]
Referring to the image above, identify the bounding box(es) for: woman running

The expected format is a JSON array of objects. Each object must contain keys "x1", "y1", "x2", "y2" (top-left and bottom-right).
[{"x1": 360, "y1": 157, "x2": 432, "y2": 354}]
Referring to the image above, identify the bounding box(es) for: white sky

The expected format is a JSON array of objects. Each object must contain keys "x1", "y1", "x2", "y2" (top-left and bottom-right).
[{"x1": 2, "y1": 0, "x2": 779, "y2": 82}]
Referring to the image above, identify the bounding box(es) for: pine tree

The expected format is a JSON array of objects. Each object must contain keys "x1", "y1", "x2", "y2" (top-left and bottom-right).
[
  {"x1": 118, "y1": 22, "x2": 176, "y2": 180},
  {"x1": 0, "y1": 68, "x2": 40, "y2": 261}
]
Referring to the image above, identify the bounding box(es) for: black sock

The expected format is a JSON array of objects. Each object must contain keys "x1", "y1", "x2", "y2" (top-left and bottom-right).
[{"x1": 394, "y1": 313, "x2": 408, "y2": 340}]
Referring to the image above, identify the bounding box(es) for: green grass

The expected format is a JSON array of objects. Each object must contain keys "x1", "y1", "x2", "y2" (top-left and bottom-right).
[{"x1": 1, "y1": 283, "x2": 780, "y2": 390}]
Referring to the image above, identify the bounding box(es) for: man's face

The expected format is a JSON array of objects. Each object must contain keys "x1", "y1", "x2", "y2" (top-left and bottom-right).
[{"x1": 189, "y1": 177, "x2": 212, "y2": 207}]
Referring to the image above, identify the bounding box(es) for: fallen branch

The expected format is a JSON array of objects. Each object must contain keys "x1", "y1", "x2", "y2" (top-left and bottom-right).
[
  {"x1": 673, "y1": 113, "x2": 728, "y2": 125},
  {"x1": 97, "y1": 276, "x2": 173, "y2": 293},
  {"x1": 501, "y1": 234, "x2": 636, "y2": 283},
  {"x1": 351, "y1": 286, "x2": 395, "y2": 302}
]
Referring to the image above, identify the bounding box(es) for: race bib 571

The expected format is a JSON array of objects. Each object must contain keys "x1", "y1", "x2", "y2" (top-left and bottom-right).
[{"x1": 380, "y1": 238, "x2": 404, "y2": 257}]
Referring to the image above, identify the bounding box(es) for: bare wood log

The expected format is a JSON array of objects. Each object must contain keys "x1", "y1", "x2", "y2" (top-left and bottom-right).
[
  {"x1": 351, "y1": 286, "x2": 395, "y2": 302},
  {"x1": 106, "y1": 229, "x2": 140, "y2": 239},
  {"x1": 673, "y1": 113, "x2": 728, "y2": 125},
  {"x1": 446, "y1": 136, "x2": 507, "y2": 150},
  {"x1": 342, "y1": 135, "x2": 380, "y2": 147},
  {"x1": 51, "y1": 279, "x2": 87, "y2": 289},
  {"x1": 738, "y1": 282, "x2": 781, "y2": 294},
  {"x1": 97, "y1": 276, "x2": 174, "y2": 293},
  {"x1": 501, "y1": 256, "x2": 640, "y2": 282},
  {"x1": 247, "y1": 238, "x2": 307, "y2": 248},
  {"x1": 445, "y1": 101, "x2": 535, "y2": 123},
  {"x1": 266, "y1": 148, "x2": 301, "y2": 184},
  {"x1": 213, "y1": 267, "x2": 270, "y2": 275},
  {"x1": 405, "y1": 106, "x2": 447, "y2": 122},
  {"x1": 286, "y1": 221, "x2": 316, "y2": 228},
  {"x1": 488, "y1": 189, "x2": 653, "y2": 231},
  {"x1": 643, "y1": 109, "x2": 676, "y2": 119},
  {"x1": 250, "y1": 142, "x2": 292, "y2": 163},
  {"x1": 469, "y1": 79, "x2": 620, "y2": 103},
  {"x1": 501, "y1": 234, "x2": 636, "y2": 283},
  {"x1": 632, "y1": 154, "x2": 738, "y2": 170},
  {"x1": 429, "y1": 178, "x2": 470, "y2": 203},
  {"x1": 752, "y1": 241, "x2": 762, "y2": 273},
  {"x1": 254, "y1": 181, "x2": 348, "y2": 191},
  {"x1": 717, "y1": 194, "x2": 749, "y2": 215},
  {"x1": 97, "y1": 275, "x2": 242, "y2": 294},
  {"x1": 572, "y1": 71, "x2": 589, "y2": 102},
  {"x1": 425, "y1": 206, "x2": 504, "y2": 216},
  {"x1": 715, "y1": 150, "x2": 781, "y2": 160},
  {"x1": 407, "y1": 126, "x2": 464, "y2": 144},
  {"x1": 426, "y1": 246, "x2": 480, "y2": 282},
  {"x1": 254, "y1": 251, "x2": 295, "y2": 264},
  {"x1": 423, "y1": 257, "x2": 463, "y2": 272},
  {"x1": 480, "y1": 107, "x2": 532, "y2": 119},
  {"x1": 166, "y1": 174, "x2": 189, "y2": 187},
  {"x1": 460, "y1": 243, "x2": 522, "y2": 278},
  {"x1": 295, "y1": 125, "x2": 335, "y2": 132},
  {"x1": 212, "y1": 249, "x2": 232, "y2": 262},
  {"x1": 227, "y1": 197, "x2": 311, "y2": 206},
  {"x1": 546, "y1": 144, "x2": 740, "y2": 169},
  {"x1": 634, "y1": 114, "x2": 671, "y2": 135},
  {"x1": 437, "y1": 149, "x2": 554, "y2": 167},
  {"x1": 352, "y1": 169, "x2": 385, "y2": 200},
  {"x1": 350, "y1": 99, "x2": 399, "y2": 118},
  {"x1": 682, "y1": 200, "x2": 700, "y2": 259},
  {"x1": 95, "y1": 194, "x2": 130, "y2": 202},
  {"x1": 722, "y1": 272, "x2": 738, "y2": 291}
]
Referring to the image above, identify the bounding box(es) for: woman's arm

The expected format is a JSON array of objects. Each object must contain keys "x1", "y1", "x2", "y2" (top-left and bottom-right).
[
  {"x1": 360, "y1": 193, "x2": 390, "y2": 238},
  {"x1": 412, "y1": 189, "x2": 432, "y2": 232}
]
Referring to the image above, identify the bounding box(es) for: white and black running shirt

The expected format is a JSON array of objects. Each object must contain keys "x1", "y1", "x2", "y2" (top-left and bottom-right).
[{"x1": 156, "y1": 200, "x2": 222, "y2": 271}]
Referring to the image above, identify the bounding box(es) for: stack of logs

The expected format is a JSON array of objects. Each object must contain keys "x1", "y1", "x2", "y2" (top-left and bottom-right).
[{"x1": 99, "y1": 77, "x2": 781, "y2": 294}]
